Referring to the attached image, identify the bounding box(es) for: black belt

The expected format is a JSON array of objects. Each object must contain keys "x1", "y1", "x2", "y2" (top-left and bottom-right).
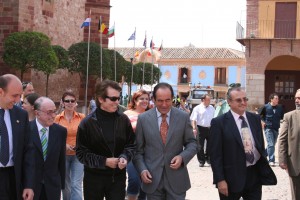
[
  {"x1": 0, "y1": 166, "x2": 14, "y2": 171},
  {"x1": 197, "y1": 125, "x2": 210, "y2": 129}
]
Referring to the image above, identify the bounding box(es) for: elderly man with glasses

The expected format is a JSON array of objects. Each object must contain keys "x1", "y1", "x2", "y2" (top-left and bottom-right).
[{"x1": 76, "y1": 80, "x2": 135, "y2": 200}]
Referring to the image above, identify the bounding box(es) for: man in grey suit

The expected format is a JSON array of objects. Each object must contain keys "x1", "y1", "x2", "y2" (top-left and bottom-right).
[
  {"x1": 278, "y1": 89, "x2": 300, "y2": 200},
  {"x1": 133, "y1": 82, "x2": 197, "y2": 200}
]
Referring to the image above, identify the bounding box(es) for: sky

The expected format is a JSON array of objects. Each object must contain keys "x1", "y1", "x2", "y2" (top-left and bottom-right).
[{"x1": 109, "y1": 0, "x2": 246, "y2": 51}]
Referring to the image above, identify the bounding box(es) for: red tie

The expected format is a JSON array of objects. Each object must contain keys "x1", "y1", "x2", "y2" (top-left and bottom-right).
[{"x1": 160, "y1": 115, "x2": 168, "y2": 144}]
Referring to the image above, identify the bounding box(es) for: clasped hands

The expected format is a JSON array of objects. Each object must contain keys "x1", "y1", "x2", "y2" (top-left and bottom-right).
[{"x1": 105, "y1": 157, "x2": 127, "y2": 169}]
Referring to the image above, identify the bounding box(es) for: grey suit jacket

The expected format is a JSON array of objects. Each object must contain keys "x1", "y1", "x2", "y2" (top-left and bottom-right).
[
  {"x1": 133, "y1": 107, "x2": 197, "y2": 194},
  {"x1": 278, "y1": 110, "x2": 300, "y2": 176}
]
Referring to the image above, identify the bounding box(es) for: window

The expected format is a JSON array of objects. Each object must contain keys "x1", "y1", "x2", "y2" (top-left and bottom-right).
[
  {"x1": 275, "y1": 75, "x2": 295, "y2": 100},
  {"x1": 215, "y1": 68, "x2": 226, "y2": 84}
]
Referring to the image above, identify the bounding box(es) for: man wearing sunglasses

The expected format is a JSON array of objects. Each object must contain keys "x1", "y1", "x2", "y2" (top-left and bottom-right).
[
  {"x1": 76, "y1": 80, "x2": 135, "y2": 200},
  {"x1": 209, "y1": 87, "x2": 277, "y2": 200}
]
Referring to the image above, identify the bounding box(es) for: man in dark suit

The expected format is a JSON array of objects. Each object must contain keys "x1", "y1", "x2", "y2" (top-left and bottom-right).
[
  {"x1": 133, "y1": 82, "x2": 197, "y2": 200},
  {"x1": 30, "y1": 97, "x2": 67, "y2": 200},
  {"x1": 209, "y1": 87, "x2": 277, "y2": 200},
  {"x1": 0, "y1": 74, "x2": 34, "y2": 200}
]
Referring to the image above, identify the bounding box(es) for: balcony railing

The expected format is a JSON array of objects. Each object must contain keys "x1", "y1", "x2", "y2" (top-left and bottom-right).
[{"x1": 236, "y1": 20, "x2": 299, "y2": 40}]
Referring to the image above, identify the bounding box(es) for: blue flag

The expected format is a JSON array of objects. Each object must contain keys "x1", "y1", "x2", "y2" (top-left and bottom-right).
[{"x1": 128, "y1": 31, "x2": 136, "y2": 41}]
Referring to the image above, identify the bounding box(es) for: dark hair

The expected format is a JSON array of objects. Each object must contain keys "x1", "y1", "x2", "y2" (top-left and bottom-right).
[
  {"x1": 61, "y1": 91, "x2": 76, "y2": 101},
  {"x1": 128, "y1": 89, "x2": 150, "y2": 110},
  {"x1": 202, "y1": 94, "x2": 211, "y2": 100},
  {"x1": 94, "y1": 80, "x2": 121, "y2": 108},
  {"x1": 269, "y1": 93, "x2": 278, "y2": 101},
  {"x1": 153, "y1": 82, "x2": 174, "y2": 100},
  {"x1": 22, "y1": 82, "x2": 33, "y2": 90},
  {"x1": 24, "y1": 93, "x2": 40, "y2": 106},
  {"x1": 227, "y1": 87, "x2": 243, "y2": 100}
]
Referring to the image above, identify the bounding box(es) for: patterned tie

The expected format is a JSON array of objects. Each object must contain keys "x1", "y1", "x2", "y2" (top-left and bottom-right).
[
  {"x1": 40, "y1": 127, "x2": 48, "y2": 161},
  {"x1": 239, "y1": 116, "x2": 254, "y2": 164},
  {"x1": 0, "y1": 109, "x2": 9, "y2": 166},
  {"x1": 160, "y1": 115, "x2": 168, "y2": 144}
]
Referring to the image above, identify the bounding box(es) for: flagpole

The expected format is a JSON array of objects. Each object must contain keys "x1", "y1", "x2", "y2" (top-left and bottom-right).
[
  {"x1": 142, "y1": 31, "x2": 146, "y2": 86},
  {"x1": 114, "y1": 21, "x2": 116, "y2": 81},
  {"x1": 129, "y1": 27, "x2": 136, "y2": 103},
  {"x1": 84, "y1": 9, "x2": 91, "y2": 115},
  {"x1": 150, "y1": 36, "x2": 154, "y2": 92},
  {"x1": 100, "y1": 16, "x2": 103, "y2": 81}
]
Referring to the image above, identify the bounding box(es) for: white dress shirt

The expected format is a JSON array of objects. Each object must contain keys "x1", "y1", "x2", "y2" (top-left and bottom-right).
[{"x1": 190, "y1": 103, "x2": 215, "y2": 127}]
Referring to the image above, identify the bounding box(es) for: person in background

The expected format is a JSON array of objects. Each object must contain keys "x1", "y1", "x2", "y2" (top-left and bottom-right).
[
  {"x1": 259, "y1": 93, "x2": 284, "y2": 166},
  {"x1": 190, "y1": 94, "x2": 215, "y2": 167},
  {"x1": 22, "y1": 93, "x2": 40, "y2": 121},
  {"x1": 88, "y1": 98, "x2": 96, "y2": 114},
  {"x1": 31, "y1": 97, "x2": 67, "y2": 200},
  {"x1": 76, "y1": 80, "x2": 135, "y2": 200},
  {"x1": 0, "y1": 74, "x2": 34, "y2": 200},
  {"x1": 178, "y1": 96, "x2": 190, "y2": 114},
  {"x1": 209, "y1": 87, "x2": 276, "y2": 200},
  {"x1": 55, "y1": 91, "x2": 85, "y2": 200},
  {"x1": 124, "y1": 89, "x2": 149, "y2": 200},
  {"x1": 16, "y1": 81, "x2": 35, "y2": 107},
  {"x1": 133, "y1": 82, "x2": 197, "y2": 200},
  {"x1": 278, "y1": 89, "x2": 300, "y2": 200}
]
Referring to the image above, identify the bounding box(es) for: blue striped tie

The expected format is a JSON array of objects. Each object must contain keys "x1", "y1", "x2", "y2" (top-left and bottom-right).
[
  {"x1": 40, "y1": 127, "x2": 48, "y2": 161},
  {"x1": 0, "y1": 109, "x2": 9, "y2": 166}
]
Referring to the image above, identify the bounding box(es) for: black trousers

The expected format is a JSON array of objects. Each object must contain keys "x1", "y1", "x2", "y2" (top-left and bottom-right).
[
  {"x1": 83, "y1": 171, "x2": 126, "y2": 200},
  {"x1": 219, "y1": 164, "x2": 262, "y2": 200},
  {"x1": 197, "y1": 125, "x2": 210, "y2": 164},
  {"x1": 0, "y1": 167, "x2": 17, "y2": 200}
]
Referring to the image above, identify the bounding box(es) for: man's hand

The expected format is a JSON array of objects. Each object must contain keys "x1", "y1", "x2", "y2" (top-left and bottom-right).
[
  {"x1": 279, "y1": 163, "x2": 288, "y2": 173},
  {"x1": 192, "y1": 129, "x2": 197, "y2": 137},
  {"x1": 118, "y1": 157, "x2": 127, "y2": 169},
  {"x1": 170, "y1": 155, "x2": 183, "y2": 170},
  {"x1": 217, "y1": 180, "x2": 228, "y2": 197},
  {"x1": 105, "y1": 157, "x2": 119, "y2": 168},
  {"x1": 22, "y1": 188, "x2": 34, "y2": 200},
  {"x1": 141, "y1": 170, "x2": 152, "y2": 184}
]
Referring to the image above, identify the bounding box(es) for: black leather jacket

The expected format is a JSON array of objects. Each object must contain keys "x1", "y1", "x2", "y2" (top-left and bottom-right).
[{"x1": 76, "y1": 108, "x2": 135, "y2": 176}]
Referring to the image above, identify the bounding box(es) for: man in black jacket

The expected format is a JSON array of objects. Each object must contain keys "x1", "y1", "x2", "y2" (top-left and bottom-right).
[{"x1": 76, "y1": 80, "x2": 135, "y2": 200}]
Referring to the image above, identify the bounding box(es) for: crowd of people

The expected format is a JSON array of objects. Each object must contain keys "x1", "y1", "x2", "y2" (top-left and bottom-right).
[{"x1": 0, "y1": 73, "x2": 300, "y2": 200}]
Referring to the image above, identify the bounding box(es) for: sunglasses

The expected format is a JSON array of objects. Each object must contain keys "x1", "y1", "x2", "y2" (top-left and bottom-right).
[
  {"x1": 231, "y1": 97, "x2": 249, "y2": 103},
  {"x1": 64, "y1": 99, "x2": 76, "y2": 103},
  {"x1": 22, "y1": 82, "x2": 32, "y2": 90},
  {"x1": 105, "y1": 96, "x2": 120, "y2": 102}
]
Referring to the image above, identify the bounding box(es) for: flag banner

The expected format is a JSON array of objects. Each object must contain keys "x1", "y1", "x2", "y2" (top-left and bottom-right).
[
  {"x1": 150, "y1": 40, "x2": 155, "y2": 49},
  {"x1": 101, "y1": 23, "x2": 108, "y2": 34},
  {"x1": 128, "y1": 31, "x2": 136, "y2": 41},
  {"x1": 158, "y1": 43, "x2": 163, "y2": 51},
  {"x1": 107, "y1": 25, "x2": 115, "y2": 38},
  {"x1": 81, "y1": 17, "x2": 91, "y2": 28},
  {"x1": 143, "y1": 36, "x2": 147, "y2": 48},
  {"x1": 98, "y1": 19, "x2": 102, "y2": 32},
  {"x1": 147, "y1": 51, "x2": 152, "y2": 56}
]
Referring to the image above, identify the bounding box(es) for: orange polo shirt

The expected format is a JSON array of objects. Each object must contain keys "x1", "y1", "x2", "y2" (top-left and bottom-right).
[{"x1": 54, "y1": 111, "x2": 85, "y2": 155}]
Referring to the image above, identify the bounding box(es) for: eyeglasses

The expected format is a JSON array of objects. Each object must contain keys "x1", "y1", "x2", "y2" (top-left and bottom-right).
[
  {"x1": 22, "y1": 82, "x2": 32, "y2": 90},
  {"x1": 231, "y1": 97, "x2": 248, "y2": 103},
  {"x1": 38, "y1": 109, "x2": 57, "y2": 115},
  {"x1": 63, "y1": 99, "x2": 76, "y2": 103},
  {"x1": 105, "y1": 96, "x2": 120, "y2": 102},
  {"x1": 229, "y1": 83, "x2": 241, "y2": 88}
]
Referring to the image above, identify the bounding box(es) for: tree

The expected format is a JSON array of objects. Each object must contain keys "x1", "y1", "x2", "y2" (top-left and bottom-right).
[
  {"x1": 52, "y1": 45, "x2": 70, "y2": 69},
  {"x1": 3, "y1": 31, "x2": 55, "y2": 80}
]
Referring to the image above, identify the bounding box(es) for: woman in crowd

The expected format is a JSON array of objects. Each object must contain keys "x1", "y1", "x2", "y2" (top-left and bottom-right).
[
  {"x1": 54, "y1": 91, "x2": 85, "y2": 200},
  {"x1": 22, "y1": 93, "x2": 40, "y2": 121},
  {"x1": 124, "y1": 89, "x2": 150, "y2": 200}
]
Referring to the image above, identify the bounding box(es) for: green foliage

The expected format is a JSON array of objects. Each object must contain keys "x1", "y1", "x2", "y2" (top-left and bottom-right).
[
  {"x1": 3, "y1": 31, "x2": 57, "y2": 80},
  {"x1": 52, "y1": 45, "x2": 70, "y2": 69},
  {"x1": 68, "y1": 42, "x2": 110, "y2": 77}
]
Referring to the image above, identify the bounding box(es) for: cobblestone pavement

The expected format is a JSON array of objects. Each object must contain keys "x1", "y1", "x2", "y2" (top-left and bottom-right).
[{"x1": 186, "y1": 156, "x2": 291, "y2": 200}]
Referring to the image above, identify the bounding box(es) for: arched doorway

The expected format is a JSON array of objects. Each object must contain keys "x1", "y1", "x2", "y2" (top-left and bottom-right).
[{"x1": 265, "y1": 55, "x2": 300, "y2": 112}]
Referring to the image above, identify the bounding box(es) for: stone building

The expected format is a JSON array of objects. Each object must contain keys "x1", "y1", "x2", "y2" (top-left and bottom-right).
[
  {"x1": 237, "y1": 0, "x2": 300, "y2": 112},
  {"x1": 0, "y1": 0, "x2": 111, "y2": 102},
  {"x1": 115, "y1": 46, "x2": 245, "y2": 100}
]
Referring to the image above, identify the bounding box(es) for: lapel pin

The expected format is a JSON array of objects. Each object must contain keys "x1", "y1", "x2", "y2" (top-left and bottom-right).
[{"x1": 16, "y1": 120, "x2": 20, "y2": 123}]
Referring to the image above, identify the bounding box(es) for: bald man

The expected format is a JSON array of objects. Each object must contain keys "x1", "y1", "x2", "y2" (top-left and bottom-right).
[{"x1": 0, "y1": 74, "x2": 34, "y2": 200}]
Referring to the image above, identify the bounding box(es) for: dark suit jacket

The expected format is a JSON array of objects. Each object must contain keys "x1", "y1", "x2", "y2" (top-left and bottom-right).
[
  {"x1": 209, "y1": 111, "x2": 277, "y2": 193},
  {"x1": 30, "y1": 120, "x2": 66, "y2": 200},
  {"x1": 8, "y1": 106, "x2": 35, "y2": 200}
]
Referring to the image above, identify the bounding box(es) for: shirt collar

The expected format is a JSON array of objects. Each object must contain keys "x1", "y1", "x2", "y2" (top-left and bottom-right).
[
  {"x1": 155, "y1": 108, "x2": 171, "y2": 118},
  {"x1": 230, "y1": 110, "x2": 246, "y2": 121},
  {"x1": 35, "y1": 118, "x2": 49, "y2": 132}
]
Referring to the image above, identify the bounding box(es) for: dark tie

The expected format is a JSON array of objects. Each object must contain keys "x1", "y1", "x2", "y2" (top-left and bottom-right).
[
  {"x1": 239, "y1": 116, "x2": 254, "y2": 164},
  {"x1": 0, "y1": 109, "x2": 9, "y2": 166},
  {"x1": 160, "y1": 115, "x2": 168, "y2": 144}
]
